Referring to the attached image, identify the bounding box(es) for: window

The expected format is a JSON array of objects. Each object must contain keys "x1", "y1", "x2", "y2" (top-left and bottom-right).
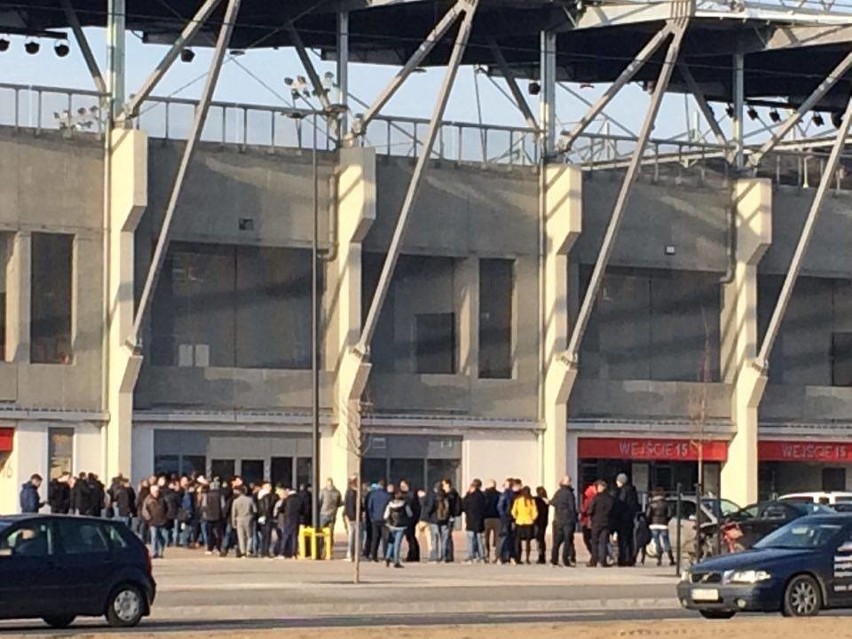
[
  {"x1": 104, "y1": 524, "x2": 128, "y2": 549},
  {"x1": 296, "y1": 457, "x2": 313, "y2": 489},
  {"x1": 211, "y1": 459, "x2": 235, "y2": 481},
  {"x1": 150, "y1": 242, "x2": 314, "y2": 369},
  {"x1": 271, "y1": 457, "x2": 293, "y2": 489},
  {"x1": 415, "y1": 313, "x2": 456, "y2": 374},
  {"x1": 0, "y1": 522, "x2": 52, "y2": 557},
  {"x1": 48, "y1": 427, "x2": 73, "y2": 480},
  {"x1": 55, "y1": 520, "x2": 109, "y2": 555},
  {"x1": 823, "y1": 468, "x2": 846, "y2": 492},
  {"x1": 832, "y1": 332, "x2": 852, "y2": 386},
  {"x1": 479, "y1": 259, "x2": 513, "y2": 379},
  {"x1": 31, "y1": 233, "x2": 73, "y2": 364},
  {"x1": 155, "y1": 454, "x2": 205, "y2": 477},
  {"x1": 154, "y1": 455, "x2": 180, "y2": 476},
  {"x1": 0, "y1": 234, "x2": 8, "y2": 361}
]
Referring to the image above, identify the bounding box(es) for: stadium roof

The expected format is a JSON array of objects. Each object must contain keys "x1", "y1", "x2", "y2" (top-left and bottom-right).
[{"x1": 1, "y1": 0, "x2": 850, "y2": 109}]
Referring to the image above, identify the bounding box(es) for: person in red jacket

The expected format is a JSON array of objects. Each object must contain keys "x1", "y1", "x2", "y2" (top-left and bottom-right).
[{"x1": 580, "y1": 483, "x2": 597, "y2": 560}]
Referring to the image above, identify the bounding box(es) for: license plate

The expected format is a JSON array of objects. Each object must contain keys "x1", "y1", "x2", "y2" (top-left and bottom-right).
[{"x1": 692, "y1": 588, "x2": 720, "y2": 602}]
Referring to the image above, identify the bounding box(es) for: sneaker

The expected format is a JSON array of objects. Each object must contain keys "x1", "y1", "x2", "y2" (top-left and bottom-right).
[
  {"x1": 205, "y1": 551, "x2": 213, "y2": 556},
  {"x1": 393, "y1": 563, "x2": 404, "y2": 569}
]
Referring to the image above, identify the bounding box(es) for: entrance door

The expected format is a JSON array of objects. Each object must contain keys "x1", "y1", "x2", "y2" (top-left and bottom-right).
[
  {"x1": 271, "y1": 457, "x2": 293, "y2": 488},
  {"x1": 241, "y1": 460, "x2": 264, "y2": 485}
]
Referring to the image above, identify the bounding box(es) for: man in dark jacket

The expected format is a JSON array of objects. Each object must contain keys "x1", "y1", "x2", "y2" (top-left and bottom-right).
[
  {"x1": 257, "y1": 481, "x2": 276, "y2": 558},
  {"x1": 441, "y1": 479, "x2": 462, "y2": 563},
  {"x1": 280, "y1": 488, "x2": 303, "y2": 558},
  {"x1": 163, "y1": 480, "x2": 182, "y2": 547},
  {"x1": 400, "y1": 480, "x2": 420, "y2": 562},
  {"x1": 615, "y1": 473, "x2": 641, "y2": 566},
  {"x1": 343, "y1": 476, "x2": 359, "y2": 561},
  {"x1": 71, "y1": 472, "x2": 89, "y2": 516},
  {"x1": 550, "y1": 475, "x2": 578, "y2": 567},
  {"x1": 482, "y1": 479, "x2": 501, "y2": 563},
  {"x1": 113, "y1": 478, "x2": 135, "y2": 526},
  {"x1": 47, "y1": 472, "x2": 71, "y2": 514},
  {"x1": 203, "y1": 481, "x2": 226, "y2": 556},
  {"x1": 461, "y1": 479, "x2": 486, "y2": 562},
  {"x1": 587, "y1": 479, "x2": 615, "y2": 567},
  {"x1": 367, "y1": 483, "x2": 392, "y2": 561},
  {"x1": 19, "y1": 474, "x2": 43, "y2": 513},
  {"x1": 142, "y1": 484, "x2": 168, "y2": 558}
]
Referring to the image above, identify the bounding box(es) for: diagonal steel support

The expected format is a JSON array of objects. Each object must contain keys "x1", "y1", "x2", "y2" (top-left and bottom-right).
[
  {"x1": 747, "y1": 49, "x2": 852, "y2": 169},
  {"x1": 489, "y1": 39, "x2": 539, "y2": 132},
  {"x1": 560, "y1": 25, "x2": 672, "y2": 150},
  {"x1": 357, "y1": 0, "x2": 479, "y2": 354},
  {"x1": 122, "y1": 0, "x2": 223, "y2": 119},
  {"x1": 61, "y1": 0, "x2": 107, "y2": 95},
  {"x1": 565, "y1": 22, "x2": 687, "y2": 365},
  {"x1": 677, "y1": 62, "x2": 728, "y2": 149},
  {"x1": 754, "y1": 93, "x2": 852, "y2": 373},
  {"x1": 131, "y1": 0, "x2": 241, "y2": 344},
  {"x1": 350, "y1": 0, "x2": 467, "y2": 138},
  {"x1": 287, "y1": 23, "x2": 333, "y2": 112}
]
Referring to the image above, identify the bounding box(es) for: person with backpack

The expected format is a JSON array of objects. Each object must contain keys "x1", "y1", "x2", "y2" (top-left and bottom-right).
[
  {"x1": 383, "y1": 490, "x2": 413, "y2": 568},
  {"x1": 367, "y1": 483, "x2": 393, "y2": 562},
  {"x1": 428, "y1": 483, "x2": 451, "y2": 563}
]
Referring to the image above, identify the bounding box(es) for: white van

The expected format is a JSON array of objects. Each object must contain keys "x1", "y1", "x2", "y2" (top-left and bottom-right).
[{"x1": 778, "y1": 491, "x2": 852, "y2": 512}]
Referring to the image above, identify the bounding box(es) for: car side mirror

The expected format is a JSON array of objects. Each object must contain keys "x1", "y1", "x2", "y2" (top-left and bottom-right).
[{"x1": 837, "y1": 541, "x2": 852, "y2": 554}]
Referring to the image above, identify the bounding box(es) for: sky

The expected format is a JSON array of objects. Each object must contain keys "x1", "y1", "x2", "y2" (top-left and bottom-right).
[{"x1": 0, "y1": 24, "x2": 828, "y2": 150}]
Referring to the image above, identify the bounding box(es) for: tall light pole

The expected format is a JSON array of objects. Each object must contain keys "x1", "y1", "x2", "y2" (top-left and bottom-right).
[{"x1": 311, "y1": 119, "x2": 320, "y2": 534}]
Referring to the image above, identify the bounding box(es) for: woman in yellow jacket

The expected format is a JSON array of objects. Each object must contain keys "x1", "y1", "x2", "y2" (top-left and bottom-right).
[{"x1": 510, "y1": 486, "x2": 537, "y2": 564}]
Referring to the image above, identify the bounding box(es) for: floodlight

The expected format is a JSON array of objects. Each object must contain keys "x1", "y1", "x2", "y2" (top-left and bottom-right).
[
  {"x1": 54, "y1": 40, "x2": 70, "y2": 57},
  {"x1": 528, "y1": 81, "x2": 541, "y2": 96},
  {"x1": 747, "y1": 106, "x2": 758, "y2": 121},
  {"x1": 769, "y1": 109, "x2": 781, "y2": 123},
  {"x1": 180, "y1": 48, "x2": 195, "y2": 63},
  {"x1": 812, "y1": 113, "x2": 824, "y2": 127},
  {"x1": 24, "y1": 39, "x2": 40, "y2": 55},
  {"x1": 0, "y1": 38, "x2": 9, "y2": 53}
]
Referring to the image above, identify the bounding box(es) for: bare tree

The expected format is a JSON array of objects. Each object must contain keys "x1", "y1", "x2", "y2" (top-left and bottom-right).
[{"x1": 336, "y1": 396, "x2": 373, "y2": 584}]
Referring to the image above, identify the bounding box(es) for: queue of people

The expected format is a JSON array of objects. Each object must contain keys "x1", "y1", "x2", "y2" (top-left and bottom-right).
[{"x1": 18, "y1": 469, "x2": 675, "y2": 567}]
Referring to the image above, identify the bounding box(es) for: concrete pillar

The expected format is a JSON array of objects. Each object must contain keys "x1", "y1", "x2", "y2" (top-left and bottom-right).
[
  {"x1": 5, "y1": 232, "x2": 31, "y2": 363},
  {"x1": 720, "y1": 178, "x2": 772, "y2": 506},
  {"x1": 328, "y1": 147, "x2": 376, "y2": 492},
  {"x1": 106, "y1": 128, "x2": 147, "y2": 480},
  {"x1": 541, "y1": 165, "x2": 582, "y2": 490}
]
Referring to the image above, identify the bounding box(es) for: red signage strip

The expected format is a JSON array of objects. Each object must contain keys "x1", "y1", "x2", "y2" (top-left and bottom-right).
[
  {"x1": 578, "y1": 437, "x2": 728, "y2": 462},
  {"x1": 0, "y1": 428, "x2": 13, "y2": 453},
  {"x1": 759, "y1": 441, "x2": 850, "y2": 463}
]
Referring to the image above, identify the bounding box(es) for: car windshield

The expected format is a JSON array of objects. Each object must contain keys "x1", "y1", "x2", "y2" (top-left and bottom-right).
[
  {"x1": 753, "y1": 520, "x2": 843, "y2": 550},
  {"x1": 702, "y1": 498, "x2": 740, "y2": 517}
]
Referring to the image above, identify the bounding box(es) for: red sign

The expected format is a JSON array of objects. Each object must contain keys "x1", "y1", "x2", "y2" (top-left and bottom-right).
[
  {"x1": 759, "y1": 441, "x2": 851, "y2": 462},
  {"x1": 0, "y1": 428, "x2": 12, "y2": 453},
  {"x1": 578, "y1": 437, "x2": 728, "y2": 462}
]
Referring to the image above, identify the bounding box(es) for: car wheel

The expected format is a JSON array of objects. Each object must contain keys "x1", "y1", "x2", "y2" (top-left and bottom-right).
[
  {"x1": 42, "y1": 615, "x2": 76, "y2": 629},
  {"x1": 699, "y1": 610, "x2": 736, "y2": 620},
  {"x1": 105, "y1": 584, "x2": 145, "y2": 628},
  {"x1": 783, "y1": 574, "x2": 822, "y2": 617}
]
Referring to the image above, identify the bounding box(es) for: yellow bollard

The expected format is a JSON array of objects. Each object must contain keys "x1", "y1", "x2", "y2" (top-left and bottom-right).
[{"x1": 298, "y1": 526, "x2": 333, "y2": 560}]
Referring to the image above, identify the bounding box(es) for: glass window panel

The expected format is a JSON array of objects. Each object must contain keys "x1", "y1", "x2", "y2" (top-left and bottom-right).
[
  {"x1": 154, "y1": 455, "x2": 180, "y2": 477},
  {"x1": 389, "y1": 458, "x2": 425, "y2": 490},
  {"x1": 479, "y1": 259, "x2": 513, "y2": 379},
  {"x1": 415, "y1": 313, "x2": 456, "y2": 374},
  {"x1": 31, "y1": 233, "x2": 73, "y2": 364},
  {"x1": 55, "y1": 520, "x2": 109, "y2": 555},
  {"x1": 48, "y1": 427, "x2": 74, "y2": 480},
  {"x1": 296, "y1": 457, "x2": 313, "y2": 489},
  {"x1": 241, "y1": 459, "x2": 264, "y2": 485},
  {"x1": 211, "y1": 459, "x2": 235, "y2": 482},
  {"x1": 271, "y1": 457, "x2": 293, "y2": 489}
]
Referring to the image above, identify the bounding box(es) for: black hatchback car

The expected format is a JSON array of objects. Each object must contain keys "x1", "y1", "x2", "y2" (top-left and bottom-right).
[
  {"x1": 0, "y1": 515, "x2": 156, "y2": 628},
  {"x1": 678, "y1": 514, "x2": 852, "y2": 618}
]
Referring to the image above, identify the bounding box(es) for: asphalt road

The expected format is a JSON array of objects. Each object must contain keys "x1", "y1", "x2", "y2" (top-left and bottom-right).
[{"x1": 0, "y1": 549, "x2": 777, "y2": 636}]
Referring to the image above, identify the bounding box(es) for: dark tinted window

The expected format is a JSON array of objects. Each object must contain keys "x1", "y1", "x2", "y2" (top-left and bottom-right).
[
  {"x1": 56, "y1": 520, "x2": 110, "y2": 555},
  {"x1": 104, "y1": 524, "x2": 129, "y2": 549}
]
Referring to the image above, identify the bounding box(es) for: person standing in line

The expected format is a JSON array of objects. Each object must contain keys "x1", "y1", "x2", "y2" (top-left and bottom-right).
[
  {"x1": 203, "y1": 480, "x2": 226, "y2": 556},
  {"x1": 441, "y1": 479, "x2": 462, "y2": 563},
  {"x1": 533, "y1": 486, "x2": 550, "y2": 565},
  {"x1": 646, "y1": 486, "x2": 675, "y2": 566},
  {"x1": 550, "y1": 475, "x2": 578, "y2": 567},
  {"x1": 368, "y1": 483, "x2": 393, "y2": 562},
  {"x1": 400, "y1": 480, "x2": 420, "y2": 562},
  {"x1": 142, "y1": 484, "x2": 168, "y2": 559},
  {"x1": 134, "y1": 479, "x2": 150, "y2": 541},
  {"x1": 482, "y1": 479, "x2": 501, "y2": 563},
  {"x1": 510, "y1": 486, "x2": 537, "y2": 564},
  {"x1": 383, "y1": 490, "x2": 413, "y2": 569},
  {"x1": 461, "y1": 479, "x2": 486, "y2": 563},
  {"x1": 257, "y1": 481, "x2": 276, "y2": 558},
  {"x1": 114, "y1": 478, "x2": 134, "y2": 528},
  {"x1": 318, "y1": 478, "x2": 342, "y2": 558},
  {"x1": 231, "y1": 485, "x2": 257, "y2": 558},
  {"x1": 416, "y1": 488, "x2": 431, "y2": 562},
  {"x1": 343, "y1": 476, "x2": 359, "y2": 562},
  {"x1": 19, "y1": 474, "x2": 43, "y2": 514},
  {"x1": 588, "y1": 479, "x2": 615, "y2": 568},
  {"x1": 47, "y1": 472, "x2": 71, "y2": 514},
  {"x1": 496, "y1": 478, "x2": 516, "y2": 565},
  {"x1": 280, "y1": 488, "x2": 303, "y2": 559},
  {"x1": 579, "y1": 482, "x2": 597, "y2": 560},
  {"x1": 615, "y1": 473, "x2": 641, "y2": 566}
]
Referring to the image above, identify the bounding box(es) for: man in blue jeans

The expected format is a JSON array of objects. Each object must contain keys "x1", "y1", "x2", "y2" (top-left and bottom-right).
[
  {"x1": 462, "y1": 479, "x2": 486, "y2": 563},
  {"x1": 142, "y1": 484, "x2": 168, "y2": 559}
]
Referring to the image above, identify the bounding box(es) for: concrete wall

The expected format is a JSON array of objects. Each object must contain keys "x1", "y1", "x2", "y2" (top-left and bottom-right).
[{"x1": 0, "y1": 131, "x2": 103, "y2": 411}]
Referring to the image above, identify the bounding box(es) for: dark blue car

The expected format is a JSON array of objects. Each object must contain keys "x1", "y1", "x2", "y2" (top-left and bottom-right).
[
  {"x1": 0, "y1": 515, "x2": 156, "y2": 628},
  {"x1": 677, "y1": 513, "x2": 852, "y2": 618}
]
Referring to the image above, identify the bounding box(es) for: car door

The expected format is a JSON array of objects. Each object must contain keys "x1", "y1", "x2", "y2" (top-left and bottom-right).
[
  {"x1": 830, "y1": 524, "x2": 852, "y2": 607},
  {"x1": 0, "y1": 520, "x2": 57, "y2": 619},
  {"x1": 54, "y1": 519, "x2": 116, "y2": 615}
]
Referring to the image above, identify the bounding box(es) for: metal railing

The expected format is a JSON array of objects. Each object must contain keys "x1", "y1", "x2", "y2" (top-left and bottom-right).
[{"x1": 0, "y1": 82, "x2": 849, "y2": 188}]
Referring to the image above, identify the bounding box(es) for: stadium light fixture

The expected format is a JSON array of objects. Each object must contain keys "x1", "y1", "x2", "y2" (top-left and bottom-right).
[
  {"x1": 0, "y1": 38, "x2": 9, "y2": 53},
  {"x1": 54, "y1": 40, "x2": 70, "y2": 58},
  {"x1": 769, "y1": 109, "x2": 781, "y2": 123},
  {"x1": 24, "y1": 39, "x2": 40, "y2": 55},
  {"x1": 747, "y1": 106, "x2": 758, "y2": 121},
  {"x1": 725, "y1": 104, "x2": 734, "y2": 119},
  {"x1": 180, "y1": 48, "x2": 195, "y2": 63},
  {"x1": 812, "y1": 112, "x2": 824, "y2": 127},
  {"x1": 832, "y1": 111, "x2": 843, "y2": 129},
  {"x1": 528, "y1": 81, "x2": 541, "y2": 96}
]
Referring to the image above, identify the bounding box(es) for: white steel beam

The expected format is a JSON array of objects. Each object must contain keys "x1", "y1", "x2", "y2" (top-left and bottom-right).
[
  {"x1": 755, "y1": 94, "x2": 852, "y2": 373},
  {"x1": 357, "y1": 0, "x2": 479, "y2": 353},
  {"x1": 132, "y1": 0, "x2": 242, "y2": 342}
]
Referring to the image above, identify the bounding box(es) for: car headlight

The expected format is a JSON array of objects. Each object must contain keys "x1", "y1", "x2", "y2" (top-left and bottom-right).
[
  {"x1": 724, "y1": 569, "x2": 772, "y2": 584},
  {"x1": 680, "y1": 569, "x2": 691, "y2": 583}
]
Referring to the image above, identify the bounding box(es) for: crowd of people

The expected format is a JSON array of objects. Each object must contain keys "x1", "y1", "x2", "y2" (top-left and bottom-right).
[{"x1": 18, "y1": 470, "x2": 676, "y2": 567}]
